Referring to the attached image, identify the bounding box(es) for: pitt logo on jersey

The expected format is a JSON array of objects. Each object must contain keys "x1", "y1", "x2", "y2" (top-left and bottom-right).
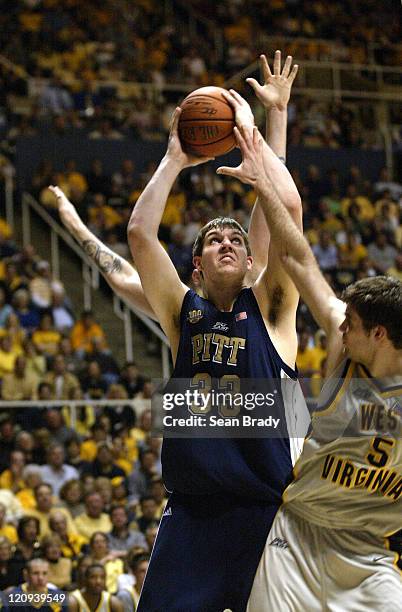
[{"x1": 192, "y1": 333, "x2": 246, "y2": 366}]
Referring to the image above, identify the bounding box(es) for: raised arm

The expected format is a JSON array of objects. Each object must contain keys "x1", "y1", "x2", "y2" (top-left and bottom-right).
[
  {"x1": 48, "y1": 186, "x2": 157, "y2": 320},
  {"x1": 218, "y1": 127, "x2": 345, "y2": 373},
  {"x1": 222, "y1": 87, "x2": 302, "y2": 366},
  {"x1": 246, "y1": 51, "x2": 299, "y2": 277},
  {"x1": 127, "y1": 109, "x2": 212, "y2": 358}
]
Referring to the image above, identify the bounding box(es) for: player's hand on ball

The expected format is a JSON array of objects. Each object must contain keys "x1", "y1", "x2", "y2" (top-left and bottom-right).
[
  {"x1": 217, "y1": 126, "x2": 265, "y2": 188},
  {"x1": 166, "y1": 107, "x2": 214, "y2": 169},
  {"x1": 247, "y1": 50, "x2": 298, "y2": 111},
  {"x1": 221, "y1": 89, "x2": 255, "y2": 132}
]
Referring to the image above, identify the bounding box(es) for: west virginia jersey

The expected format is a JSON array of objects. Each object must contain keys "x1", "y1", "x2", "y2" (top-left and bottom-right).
[
  {"x1": 284, "y1": 358, "x2": 402, "y2": 536},
  {"x1": 247, "y1": 358, "x2": 402, "y2": 612}
]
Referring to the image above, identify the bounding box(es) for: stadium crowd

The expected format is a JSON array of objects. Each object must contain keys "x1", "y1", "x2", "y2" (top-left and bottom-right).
[{"x1": 0, "y1": 0, "x2": 401, "y2": 157}]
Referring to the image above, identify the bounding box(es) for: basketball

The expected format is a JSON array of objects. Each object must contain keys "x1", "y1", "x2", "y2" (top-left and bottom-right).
[{"x1": 178, "y1": 86, "x2": 236, "y2": 157}]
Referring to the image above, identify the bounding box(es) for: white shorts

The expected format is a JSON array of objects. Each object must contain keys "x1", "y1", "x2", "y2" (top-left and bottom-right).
[{"x1": 247, "y1": 506, "x2": 402, "y2": 612}]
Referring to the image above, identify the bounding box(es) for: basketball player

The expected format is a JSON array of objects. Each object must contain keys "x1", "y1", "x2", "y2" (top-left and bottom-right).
[
  {"x1": 68, "y1": 564, "x2": 122, "y2": 612},
  {"x1": 217, "y1": 124, "x2": 402, "y2": 610},
  {"x1": 3, "y1": 558, "x2": 66, "y2": 611},
  {"x1": 127, "y1": 60, "x2": 309, "y2": 611}
]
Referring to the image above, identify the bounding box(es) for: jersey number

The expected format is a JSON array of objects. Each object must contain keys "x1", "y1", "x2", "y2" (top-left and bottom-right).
[{"x1": 367, "y1": 437, "x2": 395, "y2": 468}]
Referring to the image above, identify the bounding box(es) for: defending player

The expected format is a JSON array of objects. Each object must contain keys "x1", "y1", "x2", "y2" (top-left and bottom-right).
[
  {"x1": 217, "y1": 125, "x2": 402, "y2": 610},
  {"x1": 127, "y1": 60, "x2": 309, "y2": 611}
]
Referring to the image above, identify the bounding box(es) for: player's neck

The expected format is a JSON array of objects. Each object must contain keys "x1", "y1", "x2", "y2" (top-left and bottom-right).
[
  {"x1": 364, "y1": 347, "x2": 402, "y2": 378},
  {"x1": 204, "y1": 283, "x2": 243, "y2": 312}
]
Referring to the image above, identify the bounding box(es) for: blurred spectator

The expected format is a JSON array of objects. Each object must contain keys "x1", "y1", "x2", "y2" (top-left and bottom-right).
[
  {"x1": 41, "y1": 533, "x2": 72, "y2": 589},
  {"x1": 1, "y1": 355, "x2": 38, "y2": 401},
  {"x1": 9, "y1": 516, "x2": 41, "y2": 584},
  {"x1": 40, "y1": 77, "x2": 73, "y2": 115},
  {"x1": 89, "y1": 443, "x2": 126, "y2": 480},
  {"x1": 42, "y1": 409, "x2": 76, "y2": 446},
  {"x1": 87, "y1": 531, "x2": 124, "y2": 594},
  {"x1": 29, "y1": 260, "x2": 53, "y2": 310},
  {"x1": 74, "y1": 491, "x2": 112, "y2": 541},
  {"x1": 51, "y1": 286, "x2": 75, "y2": 332},
  {"x1": 132, "y1": 379, "x2": 153, "y2": 421},
  {"x1": 148, "y1": 477, "x2": 168, "y2": 518},
  {"x1": 104, "y1": 384, "x2": 135, "y2": 430},
  {"x1": 0, "y1": 450, "x2": 26, "y2": 494},
  {"x1": 128, "y1": 449, "x2": 158, "y2": 504},
  {"x1": 116, "y1": 553, "x2": 150, "y2": 611},
  {"x1": 108, "y1": 505, "x2": 147, "y2": 555},
  {"x1": 28, "y1": 483, "x2": 76, "y2": 537},
  {"x1": 338, "y1": 231, "x2": 368, "y2": 269},
  {"x1": 374, "y1": 167, "x2": 402, "y2": 201},
  {"x1": 15, "y1": 464, "x2": 43, "y2": 512},
  {"x1": 71, "y1": 310, "x2": 107, "y2": 356},
  {"x1": 32, "y1": 312, "x2": 61, "y2": 356},
  {"x1": 0, "y1": 287, "x2": 13, "y2": 328},
  {"x1": 48, "y1": 510, "x2": 86, "y2": 560},
  {"x1": 387, "y1": 253, "x2": 402, "y2": 282},
  {"x1": 312, "y1": 230, "x2": 338, "y2": 271},
  {"x1": 367, "y1": 232, "x2": 397, "y2": 274},
  {"x1": 12, "y1": 289, "x2": 40, "y2": 332},
  {"x1": 119, "y1": 362, "x2": 144, "y2": 398},
  {"x1": 144, "y1": 522, "x2": 158, "y2": 552},
  {"x1": 0, "y1": 334, "x2": 21, "y2": 377},
  {"x1": 0, "y1": 536, "x2": 18, "y2": 590},
  {"x1": 58, "y1": 479, "x2": 85, "y2": 519},
  {"x1": 136, "y1": 496, "x2": 159, "y2": 534},
  {"x1": 22, "y1": 338, "x2": 46, "y2": 379},
  {"x1": 40, "y1": 443, "x2": 79, "y2": 497},
  {"x1": 0, "y1": 503, "x2": 17, "y2": 544},
  {"x1": 81, "y1": 360, "x2": 108, "y2": 399},
  {"x1": 44, "y1": 354, "x2": 80, "y2": 400}
]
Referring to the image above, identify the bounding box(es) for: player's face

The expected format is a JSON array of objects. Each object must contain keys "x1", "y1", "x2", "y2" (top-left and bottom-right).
[
  {"x1": 339, "y1": 307, "x2": 372, "y2": 364},
  {"x1": 27, "y1": 562, "x2": 48, "y2": 591},
  {"x1": 195, "y1": 228, "x2": 252, "y2": 283},
  {"x1": 86, "y1": 567, "x2": 106, "y2": 594}
]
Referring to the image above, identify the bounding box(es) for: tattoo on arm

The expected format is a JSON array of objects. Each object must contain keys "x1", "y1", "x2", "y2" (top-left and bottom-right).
[{"x1": 82, "y1": 240, "x2": 123, "y2": 275}]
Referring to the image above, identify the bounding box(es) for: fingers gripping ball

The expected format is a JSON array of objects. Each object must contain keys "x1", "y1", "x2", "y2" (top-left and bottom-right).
[{"x1": 179, "y1": 86, "x2": 236, "y2": 157}]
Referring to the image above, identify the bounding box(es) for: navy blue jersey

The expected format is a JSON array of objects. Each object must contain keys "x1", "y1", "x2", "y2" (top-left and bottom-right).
[{"x1": 162, "y1": 288, "x2": 296, "y2": 502}]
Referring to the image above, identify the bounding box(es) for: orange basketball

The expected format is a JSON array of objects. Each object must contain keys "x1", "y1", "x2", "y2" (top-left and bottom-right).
[{"x1": 178, "y1": 86, "x2": 236, "y2": 158}]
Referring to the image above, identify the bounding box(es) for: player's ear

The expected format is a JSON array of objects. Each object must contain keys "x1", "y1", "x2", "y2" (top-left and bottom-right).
[
  {"x1": 372, "y1": 324, "x2": 387, "y2": 343},
  {"x1": 192, "y1": 269, "x2": 201, "y2": 286},
  {"x1": 246, "y1": 255, "x2": 253, "y2": 270},
  {"x1": 193, "y1": 256, "x2": 202, "y2": 272}
]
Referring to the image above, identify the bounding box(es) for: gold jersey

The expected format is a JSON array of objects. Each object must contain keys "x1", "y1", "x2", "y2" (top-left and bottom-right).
[{"x1": 284, "y1": 359, "x2": 402, "y2": 538}]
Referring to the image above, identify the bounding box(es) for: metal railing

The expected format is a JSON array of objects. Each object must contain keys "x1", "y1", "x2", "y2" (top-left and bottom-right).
[
  {"x1": 0, "y1": 399, "x2": 153, "y2": 430},
  {"x1": 21, "y1": 193, "x2": 171, "y2": 378}
]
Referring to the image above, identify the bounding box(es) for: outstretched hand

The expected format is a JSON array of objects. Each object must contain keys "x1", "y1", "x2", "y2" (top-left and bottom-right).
[
  {"x1": 166, "y1": 107, "x2": 214, "y2": 169},
  {"x1": 247, "y1": 50, "x2": 298, "y2": 111},
  {"x1": 221, "y1": 89, "x2": 255, "y2": 131},
  {"x1": 216, "y1": 126, "x2": 266, "y2": 189},
  {"x1": 48, "y1": 185, "x2": 76, "y2": 217}
]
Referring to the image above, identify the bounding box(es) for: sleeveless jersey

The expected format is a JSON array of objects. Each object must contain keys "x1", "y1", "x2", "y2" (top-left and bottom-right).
[
  {"x1": 284, "y1": 358, "x2": 402, "y2": 537},
  {"x1": 71, "y1": 590, "x2": 111, "y2": 612},
  {"x1": 162, "y1": 288, "x2": 309, "y2": 502}
]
